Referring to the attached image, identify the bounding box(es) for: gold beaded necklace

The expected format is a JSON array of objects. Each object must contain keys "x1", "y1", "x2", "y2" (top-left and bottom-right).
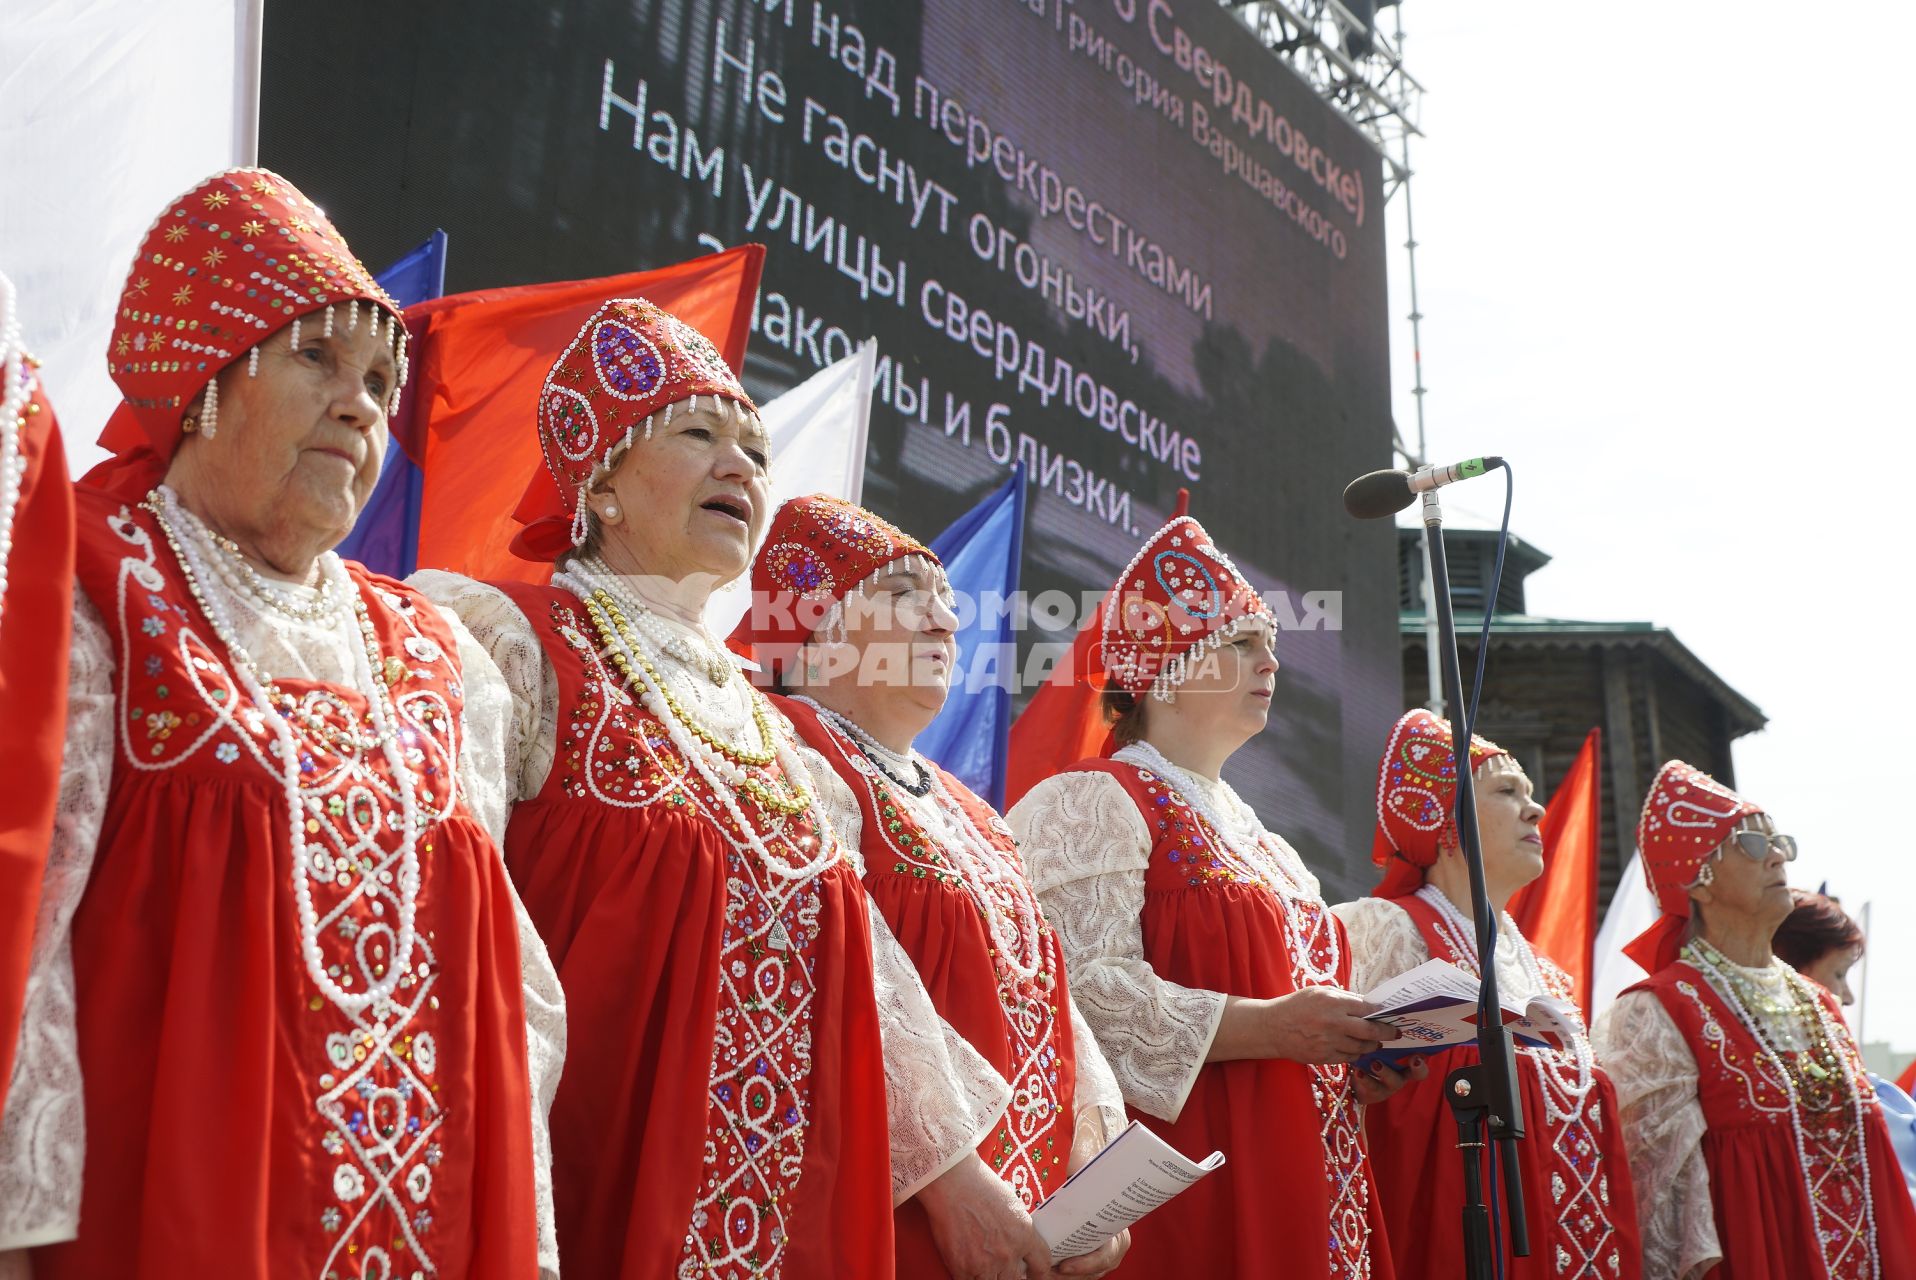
[
  {"x1": 579, "y1": 588, "x2": 812, "y2": 818},
  {"x1": 1686, "y1": 938, "x2": 1846, "y2": 1109}
]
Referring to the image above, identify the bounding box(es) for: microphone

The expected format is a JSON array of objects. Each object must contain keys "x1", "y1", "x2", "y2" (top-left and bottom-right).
[{"x1": 1342, "y1": 456, "x2": 1505, "y2": 519}]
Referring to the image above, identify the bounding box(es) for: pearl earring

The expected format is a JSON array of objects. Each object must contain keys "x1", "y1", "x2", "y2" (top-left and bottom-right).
[{"x1": 603, "y1": 504, "x2": 620, "y2": 521}]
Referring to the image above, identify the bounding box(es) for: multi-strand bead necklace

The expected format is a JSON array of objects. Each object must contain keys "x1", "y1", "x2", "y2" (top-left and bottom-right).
[
  {"x1": 142, "y1": 484, "x2": 422, "y2": 1014},
  {"x1": 793, "y1": 696, "x2": 1044, "y2": 985},
  {"x1": 554, "y1": 558, "x2": 836, "y2": 879}
]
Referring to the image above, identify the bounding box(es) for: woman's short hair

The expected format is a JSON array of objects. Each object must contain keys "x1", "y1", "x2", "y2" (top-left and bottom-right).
[
  {"x1": 1772, "y1": 889, "x2": 1865, "y2": 971},
  {"x1": 1102, "y1": 686, "x2": 1148, "y2": 746}
]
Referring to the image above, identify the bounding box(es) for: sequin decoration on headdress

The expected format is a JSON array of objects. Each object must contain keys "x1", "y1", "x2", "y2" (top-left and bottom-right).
[
  {"x1": 1368, "y1": 707, "x2": 1510, "y2": 899},
  {"x1": 1624, "y1": 759, "x2": 1765, "y2": 972},
  {"x1": 522, "y1": 296, "x2": 758, "y2": 556},
  {"x1": 730, "y1": 493, "x2": 942, "y2": 672},
  {"x1": 87, "y1": 167, "x2": 405, "y2": 499},
  {"x1": 1097, "y1": 515, "x2": 1272, "y2": 700}
]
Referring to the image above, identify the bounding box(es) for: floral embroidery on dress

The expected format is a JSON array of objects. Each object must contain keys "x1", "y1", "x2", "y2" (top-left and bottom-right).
[
  {"x1": 829, "y1": 732, "x2": 1068, "y2": 1207},
  {"x1": 548, "y1": 596, "x2": 833, "y2": 1279},
  {"x1": 1126, "y1": 761, "x2": 1372, "y2": 1279},
  {"x1": 1676, "y1": 964, "x2": 1883, "y2": 1280},
  {"x1": 108, "y1": 506, "x2": 463, "y2": 1278}
]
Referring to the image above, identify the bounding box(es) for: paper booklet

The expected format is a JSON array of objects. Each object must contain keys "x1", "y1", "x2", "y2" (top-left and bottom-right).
[
  {"x1": 1357, "y1": 957, "x2": 1581, "y2": 1072},
  {"x1": 1030, "y1": 1120, "x2": 1226, "y2": 1262}
]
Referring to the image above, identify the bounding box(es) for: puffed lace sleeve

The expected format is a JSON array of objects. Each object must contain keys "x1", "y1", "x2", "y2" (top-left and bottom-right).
[
  {"x1": 1330, "y1": 896, "x2": 1431, "y2": 997},
  {"x1": 0, "y1": 591, "x2": 113, "y2": 1257},
  {"x1": 410, "y1": 570, "x2": 557, "y2": 802},
  {"x1": 794, "y1": 745, "x2": 1013, "y2": 1204},
  {"x1": 1010, "y1": 771, "x2": 1226, "y2": 1124},
  {"x1": 1068, "y1": 997, "x2": 1127, "y2": 1154},
  {"x1": 438, "y1": 604, "x2": 567, "y2": 1279},
  {"x1": 1592, "y1": 990, "x2": 1718, "y2": 1280}
]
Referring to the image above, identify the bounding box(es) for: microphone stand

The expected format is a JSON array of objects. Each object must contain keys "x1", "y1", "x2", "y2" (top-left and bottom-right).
[{"x1": 1419, "y1": 485, "x2": 1530, "y2": 1279}]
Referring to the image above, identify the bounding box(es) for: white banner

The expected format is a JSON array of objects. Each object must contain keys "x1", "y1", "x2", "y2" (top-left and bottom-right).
[{"x1": 0, "y1": 0, "x2": 260, "y2": 475}]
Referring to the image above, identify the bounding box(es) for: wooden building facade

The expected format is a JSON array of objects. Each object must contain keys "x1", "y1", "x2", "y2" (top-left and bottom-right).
[{"x1": 1397, "y1": 527, "x2": 1767, "y2": 912}]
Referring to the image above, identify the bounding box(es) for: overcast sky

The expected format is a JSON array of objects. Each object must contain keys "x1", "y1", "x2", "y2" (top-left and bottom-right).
[{"x1": 1385, "y1": 1, "x2": 1915, "y2": 1051}]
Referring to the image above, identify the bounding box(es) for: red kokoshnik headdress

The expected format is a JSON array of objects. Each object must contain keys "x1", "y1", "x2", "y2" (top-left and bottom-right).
[
  {"x1": 1624, "y1": 759, "x2": 1765, "y2": 973},
  {"x1": 88, "y1": 166, "x2": 403, "y2": 500},
  {"x1": 1369, "y1": 707, "x2": 1510, "y2": 899},
  {"x1": 1097, "y1": 514, "x2": 1273, "y2": 698},
  {"x1": 512, "y1": 296, "x2": 759, "y2": 561},
  {"x1": 730, "y1": 493, "x2": 941, "y2": 674}
]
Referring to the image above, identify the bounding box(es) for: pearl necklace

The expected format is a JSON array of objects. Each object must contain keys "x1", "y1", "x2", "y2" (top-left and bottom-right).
[
  {"x1": 792, "y1": 696, "x2": 931, "y2": 796},
  {"x1": 1416, "y1": 884, "x2": 1596, "y2": 1110},
  {"x1": 1685, "y1": 938, "x2": 1845, "y2": 1099},
  {"x1": 145, "y1": 489, "x2": 391, "y2": 754},
  {"x1": 0, "y1": 272, "x2": 31, "y2": 631},
  {"x1": 793, "y1": 697, "x2": 1042, "y2": 982},
  {"x1": 190, "y1": 510, "x2": 341, "y2": 624},
  {"x1": 1116, "y1": 740, "x2": 1339, "y2": 986},
  {"x1": 578, "y1": 553, "x2": 735, "y2": 685},
  {"x1": 143, "y1": 486, "x2": 421, "y2": 1015},
  {"x1": 555, "y1": 562, "x2": 838, "y2": 880}
]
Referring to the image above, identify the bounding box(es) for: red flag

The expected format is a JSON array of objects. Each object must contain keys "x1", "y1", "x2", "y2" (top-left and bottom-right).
[
  {"x1": 399, "y1": 245, "x2": 764, "y2": 583},
  {"x1": 1004, "y1": 600, "x2": 1112, "y2": 809},
  {"x1": 1509, "y1": 727, "x2": 1602, "y2": 1013}
]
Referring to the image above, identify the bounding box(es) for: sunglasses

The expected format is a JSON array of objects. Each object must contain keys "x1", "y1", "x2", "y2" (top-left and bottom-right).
[{"x1": 1727, "y1": 830, "x2": 1797, "y2": 862}]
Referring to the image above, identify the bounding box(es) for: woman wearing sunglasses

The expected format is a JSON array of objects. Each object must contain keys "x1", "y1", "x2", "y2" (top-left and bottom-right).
[{"x1": 1592, "y1": 761, "x2": 1916, "y2": 1280}]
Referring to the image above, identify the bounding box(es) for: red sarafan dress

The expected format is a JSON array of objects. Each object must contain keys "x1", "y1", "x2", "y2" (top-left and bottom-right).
[
  {"x1": 483, "y1": 580, "x2": 894, "y2": 1280},
  {"x1": 1599, "y1": 946, "x2": 1916, "y2": 1280},
  {"x1": 1336, "y1": 889, "x2": 1641, "y2": 1280},
  {"x1": 0, "y1": 368, "x2": 73, "y2": 1118},
  {"x1": 1013, "y1": 750, "x2": 1395, "y2": 1280},
  {"x1": 781, "y1": 696, "x2": 1118, "y2": 1276},
  {"x1": 22, "y1": 489, "x2": 538, "y2": 1277}
]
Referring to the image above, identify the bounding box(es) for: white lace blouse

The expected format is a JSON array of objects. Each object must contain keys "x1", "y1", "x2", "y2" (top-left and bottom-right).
[
  {"x1": 1006, "y1": 762, "x2": 1238, "y2": 1124},
  {"x1": 1590, "y1": 956, "x2": 1814, "y2": 1280},
  {"x1": 0, "y1": 510, "x2": 566, "y2": 1278},
  {"x1": 413, "y1": 569, "x2": 1015, "y2": 1204}
]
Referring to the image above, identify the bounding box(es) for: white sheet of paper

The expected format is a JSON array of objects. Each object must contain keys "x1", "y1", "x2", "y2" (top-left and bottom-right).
[{"x1": 1030, "y1": 1120, "x2": 1225, "y2": 1263}]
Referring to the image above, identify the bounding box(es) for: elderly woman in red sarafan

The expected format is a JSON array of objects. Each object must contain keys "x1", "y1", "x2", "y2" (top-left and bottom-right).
[
  {"x1": 735, "y1": 492, "x2": 1131, "y2": 1279},
  {"x1": 1009, "y1": 513, "x2": 1414, "y2": 1280},
  {"x1": 1592, "y1": 761, "x2": 1916, "y2": 1280},
  {"x1": 415, "y1": 298, "x2": 1023, "y2": 1279},
  {"x1": 1332, "y1": 709, "x2": 1641, "y2": 1280},
  {"x1": 0, "y1": 168, "x2": 562, "y2": 1279}
]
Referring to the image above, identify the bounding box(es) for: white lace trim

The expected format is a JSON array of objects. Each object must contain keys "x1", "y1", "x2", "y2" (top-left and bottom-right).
[
  {"x1": 1592, "y1": 992, "x2": 1719, "y2": 1280},
  {"x1": 800, "y1": 745, "x2": 1014, "y2": 1202},
  {"x1": 0, "y1": 593, "x2": 109, "y2": 1252},
  {"x1": 1008, "y1": 770, "x2": 1226, "y2": 1123}
]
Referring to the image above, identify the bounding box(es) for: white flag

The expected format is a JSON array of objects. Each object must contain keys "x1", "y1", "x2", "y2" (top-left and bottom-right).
[
  {"x1": 1, "y1": 0, "x2": 260, "y2": 469},
  {"x1": 704, "y1": 340, "x2": 876, "y2": 638},
  {"x1": 1590, "y1": 851, "x2": 1660, "y2": 1019}
]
